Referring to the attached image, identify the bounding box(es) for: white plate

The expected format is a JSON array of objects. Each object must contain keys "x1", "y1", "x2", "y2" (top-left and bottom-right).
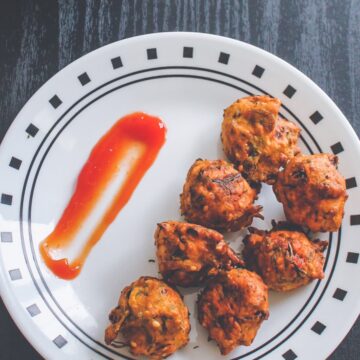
[{"x1": 0, "y1": 32, "x2": 359, "y2": 360}]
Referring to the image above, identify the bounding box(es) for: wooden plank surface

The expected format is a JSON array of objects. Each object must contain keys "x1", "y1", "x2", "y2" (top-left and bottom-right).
[{"x1": 0, "y1": 1, "x2": 359, "y2": 359}]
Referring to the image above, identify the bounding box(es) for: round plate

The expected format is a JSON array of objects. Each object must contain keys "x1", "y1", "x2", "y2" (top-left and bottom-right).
[{"x1": 0, "y1": 32, "x2": 359, "y2": 360}]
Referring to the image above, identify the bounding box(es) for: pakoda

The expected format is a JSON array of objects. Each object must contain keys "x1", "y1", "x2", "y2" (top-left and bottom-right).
[
  {"x1": 180, "y1": 159, "x2": 262, "y2": 232},
  {"x1": 198, "y1": 268, "x2": 269, "y2": 355},
  {"x1": 273, "y1": 153, "x2": 347, "y2": 232},
  {"x1": 221, "y1": 95, "x2": 300, "y2": 184},
  {"x1": 105, "y1": 276, "x2": 190, "y2": 359},
  {"x1": 155, "y1": 221, "x2": 243, "y2": 287},
  {"x1": 243, "y1": 225, "x2": 328, "y2": 291}
]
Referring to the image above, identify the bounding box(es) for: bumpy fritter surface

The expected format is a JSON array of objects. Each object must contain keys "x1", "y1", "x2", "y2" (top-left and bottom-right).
[
  {"x1": 221, "y1": 95, "x2": 301, "y2": 184},
  {"x1": 198, "y1": 268, "x2": 269, "y2": 355},
  {"x1": 273, "y1": 153, "x2": 348, "y2": 232},
  {"x1": 180, "y1": 159, "x2": 262, "y2": 232},
  {"x1": 155, "y1": 221, "x2": 243, "y2": 287},
  {"x1": 105, "y1": 277, "x2": 190, "y2": 359},
  {"x1": 243, "y1": 226, "x2": 328, "y2": 291}
]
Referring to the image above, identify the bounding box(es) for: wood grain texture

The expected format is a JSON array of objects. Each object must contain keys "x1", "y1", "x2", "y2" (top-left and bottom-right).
[{"x1": 0, "y1": 1, "x2": 359, "y2": 359}]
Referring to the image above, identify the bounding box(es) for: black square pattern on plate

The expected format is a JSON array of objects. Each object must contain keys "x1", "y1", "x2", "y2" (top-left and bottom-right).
[
  {"x1": 49, "y1": 95, "x2": 62, "y2": 109},
  {"x1": 78, "y1": 72, "x2": 91, "y2": 86},
  {"x1": 27, "y1": 304, "x2": 41, "y2": 317},
  {"x1": 147, "y1": 48, "x2": 157, "y2": 60},
  {"x1": 9, "y1": 269, "x2": 22, "y2": 281},
  {"x1": 53, "y1": 335, "x2": 67, "y2": 348},
  {"x1": 311, "y1": 321, "x2": 326, "y2": 334},
  {"x1": 9, "y1": 157, "x2": 22, "y2": 170},
  {"x1": 331, "y1": 142, "x2": 344, "y2": 154},
  {"x1": 282, "y1": 349, "x2": 297, "y2": 360},
  {"x1": 350, "y1": 215, "x2": 360, "y2": 225},
  {"x1": 111, "y1": 56, "x2": 123, "y2": 69},
  {"x1": 346, "y1": 177, "x2": 357, "y2": 189},
  {"x1": 26, "y1": 124, "x2": 39, "y2": 137},
  {"x1": 1, "y1": 232, "x2": 12, "y2": 243},
  {"x1": 346, "y1": 252, "x2": 359, "y2": 264},
  {"x1": 218, "y1": 52, "x2": 230, "y2": 64},
  {"x1": 310, "y1": 111, "x2": 323, "y2": 124},
  {"x1": 252, "y1": 65, "x2": 265, "y2": 78},
  {"x1": 183, "y1": 47, "x2": 193, "y2": 58},
  {"x1": 333, "y1": 288, "x2": 347, "y2": 301},
  {"x1": 1, "y1": 194, "x2": 12, "y2": 205},
  {"x1": 283, "y1": 85, "x2": 297, "y2": 98}
]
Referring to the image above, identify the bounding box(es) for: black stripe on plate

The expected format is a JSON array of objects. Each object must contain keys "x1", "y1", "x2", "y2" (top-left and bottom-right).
[
  {"x1": 309, "y1": 111, "x2": 323, "y2": 124},
  {"x1": 9, "y1": 157, "x2": 22, "y2": 170},
  {"x1": 78, "y1": 72, "x2": 91, "y2": 86},
  {"x1": 53, "y1": 335, "x2": 68, "y2": 348},
  {"x1": 26, "y1": 124, "x2": 39, "y2": 137},
  {"x1": 346, "y1": 252, "x2": 359, "y2": 264},
  {"x1": 183, "y1": 47, "x2": 193, "y2": 58},
  {"x1": 218, "y1": 52, "x2": 230, "y2": 64},
  {"x1": 111, "y1": 56, "x2": 123, "y2": 69},
  {"x1": 1, "y1": 194, "x2": 12, "y2": 205},
  {"x1": 345, "y1": 177, "x2": 357, "y2": 189},
  {"x1": 1, "y1": 232, "x2": 12, "y2": 242},
  {"x1": 9, "y1": 269, "x2": 22, "y2": 281},
  {"x1": 147, "y1": 48, "x2": 157, "y2": 60},
  {"x1": 311, "y1": 321, "x2": 326, "y2": 334},
  {"x1": 333, "y1": 288, "x2": 347, "y2": 301},
  {"x1": 331, "y1": 142, "x2": 344, "y2": 154},
  {"x1": 350, "y1": 215, "x2": 360, "y2": 225},
  {"x1": 49, "y1": 95, "x2": 62, "y2": 109},
  {"x1": 283, "y1": 85, "x2": 296, "y2": 98},
  {"x1": 27, "y1": 304, "x2": 41, "y2": 317},
  {"x1": 282, "y1": 349, "x2": 297, "y2": 360},
  {"x1": 252, "y1": 65, "x2": 265, "y2": 78}
]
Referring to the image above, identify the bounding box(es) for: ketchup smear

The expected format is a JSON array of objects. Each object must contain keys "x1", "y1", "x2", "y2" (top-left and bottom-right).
[{"x1": 40, "y1": 112, "x2": 166, "y2": 280}]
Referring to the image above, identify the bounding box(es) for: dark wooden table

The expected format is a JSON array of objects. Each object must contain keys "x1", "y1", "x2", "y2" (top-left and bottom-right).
[{"x1": 0, "y1": 1, "x2": 359, "y2": 359}]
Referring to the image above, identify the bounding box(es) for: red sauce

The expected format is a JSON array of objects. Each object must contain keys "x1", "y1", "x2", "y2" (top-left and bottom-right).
[{"x1": 40, "y1": 112, "x2": 166, "y2": 280}]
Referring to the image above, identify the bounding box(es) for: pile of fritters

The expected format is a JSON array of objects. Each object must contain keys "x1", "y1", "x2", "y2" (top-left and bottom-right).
[{"x1": 105, "y1": 95, "x2": 348, "y2": 358}]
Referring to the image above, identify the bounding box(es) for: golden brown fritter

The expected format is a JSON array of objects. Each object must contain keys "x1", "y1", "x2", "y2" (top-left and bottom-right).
[
  {"x1": 180, "y1": 159, "x2": 262, "y2": 232},
  {"x1": 243, "y1": 225, "x2": 328, "y2": 291},
  {"x1": 221, "y1": 95, "x2": 301, "y2": 184},
  {"x1": 155, "y1": 221, "x2": 243, "y2": 287},
  {"x1": 105, "y1": 277, "x2": 190, "y2": 359},
  {"x1": 273, "y1": 153, "x2": 348, "y2": 232},
  {"x1": 198, "y1": 268, "x2": 269, "y2": 355}
]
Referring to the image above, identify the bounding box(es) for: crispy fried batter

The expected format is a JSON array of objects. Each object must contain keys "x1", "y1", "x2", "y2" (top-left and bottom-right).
[
  {"x1": 221, "y1": 95, "x2": 301, "y2": 184},
  {"x1": 273, "y1": 153, "x2": 348, "y2": 232},
  {"x1": 243, "y1": 225, "x2": 328, "y2": 291},
  {"x1": 198, "y1": 268, "x2": 269, "y2": 355},
  {"x1": 105, "y1": 277, "x2": 190, "y2": 359},
  {"x1": 180, "y1": 159, "x2": 262, "y2": 232},
  {"x1": 155, "y1": 221, "x2": 243, "y2": 287}
]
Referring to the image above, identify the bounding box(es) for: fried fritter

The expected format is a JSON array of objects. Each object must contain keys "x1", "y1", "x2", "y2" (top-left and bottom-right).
[
  {"x1": 155, "y1": 221, "x2": 243, "y2": 287},
  {"x1": 221, "y1": 95, "x2": 301, "y2": 184},
  {"x1": 243, "y1": 225, "x2": 328, "y2": 291},
  {"x1": 273, "y1": 153, "x2": 347, "y2": 232},
  {"x1": 180, "y1": 159, "x2": 262, "y2": 232},
  {"x1": 198, "y1": 268, "x2": 269, "y2": 355},
  {"x1": 105, "y1": 277, "x2": 190, "y2": 359}
]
